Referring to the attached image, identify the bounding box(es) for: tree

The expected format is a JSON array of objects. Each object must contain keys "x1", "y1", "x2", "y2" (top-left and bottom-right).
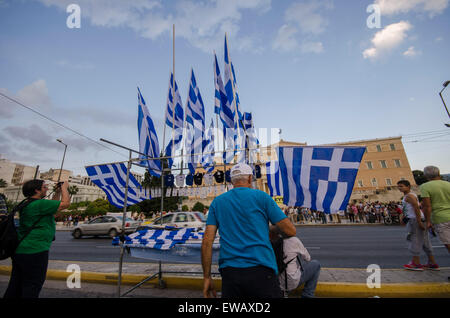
[
  {"x1": 68, "y1": 185, "x2": 79, "y2": 196},
  {"x1": 0, "y1": 178, "x2": 7, "y2": 188},
  {"x1": 412, "y1": 170, "x2": 428, "y2": 186},
  {"x1": 182, "y1": 205, "x2": 189, "y2": 212},
  {"x1": 192, "y1": 202, "x2": 205, "y2": 212}
]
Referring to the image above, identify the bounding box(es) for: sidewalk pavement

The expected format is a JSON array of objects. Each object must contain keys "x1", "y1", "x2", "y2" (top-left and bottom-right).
[{"x1": 0, "y1": 258, "x2": 448, "y2": 298}]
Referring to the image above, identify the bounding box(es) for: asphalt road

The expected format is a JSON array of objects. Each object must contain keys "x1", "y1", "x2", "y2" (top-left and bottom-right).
[{"x1": 50, "y1": 225, "x2": 450, "y2": 269}]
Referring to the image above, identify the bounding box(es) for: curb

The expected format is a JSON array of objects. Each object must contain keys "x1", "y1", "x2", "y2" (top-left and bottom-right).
[{"x1": 1, "y1": 265, "x2": 448, "y2": 298}]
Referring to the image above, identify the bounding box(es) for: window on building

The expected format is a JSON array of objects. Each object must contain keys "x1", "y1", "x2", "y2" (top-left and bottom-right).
[
  {"x1": 358, "y1": 180, "x2": 364, "y2": 187},
  {"x1": 390, "y1": 143, "x2": 395, "y2": 151},
  {"x1": 394, "y1": 159, "x2": 401, "y2": 168},
  {"x1": 376, "y1": 144, "x2": 382, "y2": 152},
  {"x1": 371, "y1": 178, "x2": 378, "y2": 187},
  {"x1": 386, "y1": 178, "x2": 392, "y2": 186},
  {"x1": 366, "y1": 161, "x2": 373, "y2": 169},
  {"x1": 379, "y1": 160, "x2": 387, "y2": 168}
]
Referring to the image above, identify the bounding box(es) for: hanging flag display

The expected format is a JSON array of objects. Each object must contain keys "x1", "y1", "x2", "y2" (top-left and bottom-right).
[
  {"x1": 184, "y1": 69, "x2": 206, "y2": 174},
  {"x1": 85, "y1": 163, "x2": 150, "y2": 209},
  {"x1": 202, "y1": 119, "x2": 215, "y2": 172},
  {"x1": 164, "y1": 73, "x2": 184, "y2": 169},
  {"x1": 266, "y1": 146, "x2": 365, "y2": 214},
  {"x1": 137, "y1": 87, "x2": 162, "y2": 177}
]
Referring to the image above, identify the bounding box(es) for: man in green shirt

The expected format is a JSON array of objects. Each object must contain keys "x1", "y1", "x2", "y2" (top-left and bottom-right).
[
  {"x1": 420, "y1": 166, "x2": 450, "y2": 254},
  {"x1": 4, "y1": 179, "x2": 70, "y2": 298}
]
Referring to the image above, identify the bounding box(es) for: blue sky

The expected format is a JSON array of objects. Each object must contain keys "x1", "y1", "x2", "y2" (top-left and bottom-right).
[{"x1": 0, "y1": 0, "x2": 449, "y2": 176}]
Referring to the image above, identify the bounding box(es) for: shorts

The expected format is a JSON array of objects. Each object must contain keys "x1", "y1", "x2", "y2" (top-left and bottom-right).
[
  {"x1": 434, "y1": 221, "x2": 450, "y2": 245},
  {"x1": 406, "y1": 218, "x2": 433, "y2": 257}
]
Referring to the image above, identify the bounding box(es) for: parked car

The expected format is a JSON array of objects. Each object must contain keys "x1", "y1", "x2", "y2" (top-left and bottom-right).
[
  {"x1": 138, "y1": 212, "x2": 206, "y2": 230},
  {"x1": 72, "y1": 215, "x2": 141, "y2": 239}
]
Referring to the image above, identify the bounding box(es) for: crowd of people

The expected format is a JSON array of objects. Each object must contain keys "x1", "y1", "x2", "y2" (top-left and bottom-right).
[{"x1": 282, "y1": 201, "x2": 403, "y2": 225}]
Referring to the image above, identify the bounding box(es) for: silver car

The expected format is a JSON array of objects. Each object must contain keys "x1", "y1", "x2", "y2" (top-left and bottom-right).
[
  {"x1": 142, "y1": 212, "x2": 206, "y2": 230},
  {"x1": 72, "y1": 215, "x2": 141, "y2": 239}
]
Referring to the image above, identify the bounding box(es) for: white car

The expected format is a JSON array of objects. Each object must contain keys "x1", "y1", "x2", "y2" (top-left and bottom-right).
[
  {"x1": 142, "y1": 212, "x2": 206, "y2": 230},
  {"x1": 72, "y1": 215, "x2": 141, "y2": 239}
]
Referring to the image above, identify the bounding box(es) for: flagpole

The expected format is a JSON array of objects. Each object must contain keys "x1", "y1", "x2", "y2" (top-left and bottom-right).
[
  {"x1": 171, "y1": 24, "x2": 176, "y2": 169},
  {"x1": 117, "y1": 150, "x2": 132, "y2": 297},
  {"x1": 225, "y1": 33, "x2": 242, "y2": 164}
]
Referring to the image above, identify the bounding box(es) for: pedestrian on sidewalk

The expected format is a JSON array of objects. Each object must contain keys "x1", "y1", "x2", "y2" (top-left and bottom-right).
[
  {"x1": 420, "y1": 166, "x2": 450, "y2": 267},
  {"x1": 397, "y1": 180, "x2": 439, "y2": 271},
  {"x1": 201, "y1": 163, "x2": 296, "y2": 298},
  {"x1": 0, "y1": 193, "x2": 8, "y2": 215},
  {"x1": 348, "y1": 204, "x2": 355, "y2": 223},
  {"x1": 4, "y1": 180, "x2": 70, "y2": 298}
]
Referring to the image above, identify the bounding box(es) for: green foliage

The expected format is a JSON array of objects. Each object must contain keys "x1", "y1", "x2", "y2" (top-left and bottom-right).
[
  {"x1": 192, "y1": 202, "x2": 205, "y2": 212},
  {"x1": 68, "y1": 185, "x2": 79, "y2": 196},
  {"x1": 412, "y1": 170, "x2": 428, "y2": 186},
  {"x1": 0, "y1": 178, "x2": 7, "y2": 188},
  {"x1": 84, "y1": 198, "x2": 120, "y2": 216},
  {"x1": 182, "y1": 205, "x2": 189, "y2": 212}
]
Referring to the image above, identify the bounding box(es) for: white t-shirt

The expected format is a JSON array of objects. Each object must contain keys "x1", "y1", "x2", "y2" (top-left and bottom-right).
[
  {"x1": 279, "y1": 237, "x2": 311, "y2": 292},
  {"x1": 402, "y1": 193, "x2": 424, "y2": 219},
  {"x1": 175, "y1": 174, "x2": 185, "y2": 187},
  {"x1": 204, "y1": 173, "x2": 214, "y2": 186}
]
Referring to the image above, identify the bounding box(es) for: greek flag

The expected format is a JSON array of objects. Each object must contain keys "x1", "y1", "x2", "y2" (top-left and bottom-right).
[
  {"x1": 112, "y1": 227, "x2": 205, "y2": 250},
  {"x1": 214, "y1": 53, "x2": 235, "y2": 163},
  {"x1": 266, "y1": 147, "x2": 365, "y2": 214},
  {"x1": 164, "y1": 73, "x2": 184, "y2": 169},
  {"x1": 202, "y1": 119, "x2": 215, "y2": 172},
  {"x1": 224, "y1": 35, "x2": 245, "y2": 162},
  {"x1": 85, "y1": 163, "x2": 151, "y2": 209},
  {"x1": 243, "y1": 112, "x2": 259, "y2": 163},
  {"x1": 184, "y1": 69, "x2": 205, "y2": 174},
  {"x1": 137, "y1": 87, "x2": 162, "y2": 177}
]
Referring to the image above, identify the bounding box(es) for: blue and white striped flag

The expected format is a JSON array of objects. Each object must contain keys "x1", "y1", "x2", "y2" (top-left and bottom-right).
[
  {"x1": 202, "y1": 119, "x2": 215, "y2": 172},
  {"x1": 137, "y1": 87, "x2": 162, "y2": 177},
  {"x1": 224, "y1": 35, "x2": 245, "y2": 162},
  {"x1": 184, "y1": 69, "x2": 206, "y2": 174},
  {"x1": 85, "y1": 163, "x2": 151, "y2": 209},
  {"x1": 266, "y1": 146, "x2": 365, "y2": 214},
  {"x1": 214, "y1": 53, "x2": 235, "y2": 164},
  {"x1": 243, "y1": 112, "x2": 259, "y2": 164},
  {"x1": 164, "y1": 73, "x2": 184, "y2": 169},
  {"x1": 112, "y1": 227, "x2": 205, "y2": 250}
]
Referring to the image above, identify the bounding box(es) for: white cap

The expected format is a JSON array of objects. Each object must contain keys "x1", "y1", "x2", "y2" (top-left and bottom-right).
[{"x1": 230, "y1": 163, "x2": 253, "y2": 177}]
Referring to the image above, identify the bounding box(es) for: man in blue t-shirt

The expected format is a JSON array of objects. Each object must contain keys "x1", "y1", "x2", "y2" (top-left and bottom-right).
[{"x1": 201, "y1": 163, "x2": 296, "y2": 298}]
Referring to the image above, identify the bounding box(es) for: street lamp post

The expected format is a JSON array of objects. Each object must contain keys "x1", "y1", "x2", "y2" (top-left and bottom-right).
[
  {"x1": 56, "y1": 139, "x2": 67, "y2": 183},
  {"x1": 438, "y1": 80, "x2": 450, "y2": 127}
]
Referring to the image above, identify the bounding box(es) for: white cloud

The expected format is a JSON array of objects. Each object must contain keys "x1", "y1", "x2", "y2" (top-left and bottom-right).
[
  {"x1": 0, "y1": 79, "x2": 52, "y2": 119},
  {"x1": 37, "y1": 0, "x2": 271, "y2": 53},
  {"x1": 403, "y1": 46, "x2": 420, "y2": 57},
  {"x1": 363, "y1": 21, "x2": 412, "y2": 60},
  {"x1": 300, "y1": 41, "x2": 324, "y2": 54},
  {"x1": 273, "y1": 0, "x2": 332, "y2": 54},
  {"x1": 272, "y1": 24, "x2": 300, "y2": 52},
  {"x1": 284, "y1": 0, "x2": 333, "y2": 35},
  {"x1": 16, "y1": 79, "x2": 52, "y2": 110},
  {"x1": 374, "y1": 0, "x2": 449, "y2": 17}
]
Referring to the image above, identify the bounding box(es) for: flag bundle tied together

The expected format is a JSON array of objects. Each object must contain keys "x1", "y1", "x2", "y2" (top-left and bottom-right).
[{"x1": 112, "y1": 227, "x2": 205, "y2": 250}]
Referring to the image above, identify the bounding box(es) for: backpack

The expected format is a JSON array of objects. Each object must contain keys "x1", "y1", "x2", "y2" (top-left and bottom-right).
[
  {"x1": 0, "y1": 198, "x2": 39, "y2": 260},
  {"x1": 271, "y1": 236, "x2": 301, "y2": 291}
]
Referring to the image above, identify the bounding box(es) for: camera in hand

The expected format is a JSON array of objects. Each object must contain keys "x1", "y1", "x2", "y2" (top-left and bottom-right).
[{"x1": 56, "y1": 181, "x2": 64, "y2": 188}]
